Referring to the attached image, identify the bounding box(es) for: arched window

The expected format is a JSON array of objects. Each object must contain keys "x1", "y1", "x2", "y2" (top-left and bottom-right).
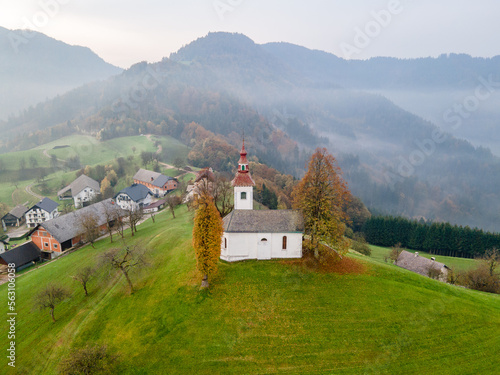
[
  {"x1": 224, "y1": 238, "x2": 227, "y2": 249},
  {"x1": 282, "y1": 236, "x2": 287, "y2": 250},
  {"x1": 241, "y1": 192, "x2": 247, "y2": 200},
  {"x1": 260, "y1": 238, "x2": 268, "y2": 242}
]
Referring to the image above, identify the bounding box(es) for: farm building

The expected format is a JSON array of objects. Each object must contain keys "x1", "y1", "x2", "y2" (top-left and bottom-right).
[
  {"x1": 220, "y1": 142, "x2": 304, "y2": 262},
  {"x1": 57, "y1": 174, "x2": 100, "y2": 208},
  {"x1": 25, "y1": 198, "x2": 59, "y2": 228},
  {"x1": 396, "y1": 250, "x2": 450, "y2": 282},
  {"x1": 0, "y1": 242, "x2": 41, "y2": 271},
  {"x1": 1, "y1": 204, "x2": 29, "y2": 229},
  {"x1": 143, "y1": 199, "x2": 166, "y2": 213},
  {"x1": 30, "y1": 199, "x2": 125, "y2": 258},
  {"x1": 184, "y1": 167, "x2": 215, "y2": 203},
  {"x1": 133, "y1": 168, "x2": 178, "y2": 197}
]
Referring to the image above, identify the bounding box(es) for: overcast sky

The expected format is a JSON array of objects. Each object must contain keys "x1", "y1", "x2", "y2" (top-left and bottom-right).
[{"x1": 1, "y1": 0, "x2": 498, "y2": 68}]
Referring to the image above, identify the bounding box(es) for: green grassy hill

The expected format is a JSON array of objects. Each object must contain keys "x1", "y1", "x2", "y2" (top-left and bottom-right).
[{"x1": 1, "y1": 207, "x2": 499, "y2": 374}]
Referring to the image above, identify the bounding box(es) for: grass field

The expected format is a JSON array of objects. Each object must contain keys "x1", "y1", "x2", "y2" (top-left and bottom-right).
[
  {"x1": 369, "y1": 244, "x2": 479, "y2": 271},
  {"x1": 0, "y1": 134, "x2": 190, "y2": 208},
  {"x1": 1, "y1": 206, "x2": 498, "y2": 374}
]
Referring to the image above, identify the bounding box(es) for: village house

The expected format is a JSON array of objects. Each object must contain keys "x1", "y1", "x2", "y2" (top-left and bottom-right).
[
  {"x1": 1, "y1": 204, "x2": 28, "y2": 230},
  {"x1": 0, "y1": 239, "x2": 9, "y2": 254},
  {"x1": 221, "y1": 142, "x2": 304, "y2": 262},
  {"x1": 396, "y1": 250, "x2": 450, "y2": 282},
  {"x1": 57, "y1": 174, "x2": 100, "y2": 208},
  {"x1": 184, "y1": 167, "x2": 215, "y2": 203},
  {"x1": 25, "y1": 198, "x2": 59, "y2": 228},
  {"x1": 30, "y1": 199, "x2": 124, "y2": 258},
  {"x1": 143, "y1": 199, "x2": 166, "y2": 213},
  {"x1": 0, "y1": 242, "x2": 41, "y2": 272},
  {"x1": 114, "y1": 184, "x2": 153, "y2": 211},
  {"x1": 133, "y1": 168, "x2": 178, "y2": 197}
]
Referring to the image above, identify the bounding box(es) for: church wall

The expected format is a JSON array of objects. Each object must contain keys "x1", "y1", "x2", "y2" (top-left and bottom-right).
[{"x1": 221, "y1": 232, "x2": 302, "y2": 262}]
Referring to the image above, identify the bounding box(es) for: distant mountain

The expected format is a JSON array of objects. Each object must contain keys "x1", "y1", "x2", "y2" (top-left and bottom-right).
[
  {"x1": 2, "y1": 31, "x2": 500, "y2": 231},
  {"x1": 0, "y1": 27, "x2": 122, "y2": 119}
]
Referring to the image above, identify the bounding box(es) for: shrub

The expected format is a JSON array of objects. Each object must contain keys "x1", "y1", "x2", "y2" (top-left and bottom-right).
[
  {"x1": 463, "y1": 263, "x2": 500, "y2": 294},
  {"x1": 351, "y1": 233, "x2": 371, "y2": 256},
  {"x1": 58, "y1": 345, "x2": 117, "y2": 375}
]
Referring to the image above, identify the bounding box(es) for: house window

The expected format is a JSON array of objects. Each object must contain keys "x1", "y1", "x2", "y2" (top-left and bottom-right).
[
  {"x1": 282, "y1": 236, "x2": 287, "y2": 250},
  {"x1": 241, "y1": 192, "x2": 247, "y2": 200},
  {"x1": 44, "y1": 242, "x2": 49, "y2": 248},
  {"x1": 53, "y1": 244, "x2": 58, "y2": 249}
]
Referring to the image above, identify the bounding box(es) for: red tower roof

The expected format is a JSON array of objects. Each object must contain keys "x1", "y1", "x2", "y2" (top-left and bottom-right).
[{"x1": 232, "y1": 140, "x2": 255, "y2": 187}]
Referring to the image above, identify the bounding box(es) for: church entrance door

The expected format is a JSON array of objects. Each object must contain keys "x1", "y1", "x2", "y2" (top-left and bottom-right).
[{"x1": 257, "y1": 236, "x2": 271, "y2": 260}]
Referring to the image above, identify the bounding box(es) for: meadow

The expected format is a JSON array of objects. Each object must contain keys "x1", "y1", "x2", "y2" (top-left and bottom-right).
[
  {"x1": 0, "y1": 134, "x2": 190, "y2": 207},
  {"x1": 0, "y1": 206, "x2": 498, "y2": 374}
]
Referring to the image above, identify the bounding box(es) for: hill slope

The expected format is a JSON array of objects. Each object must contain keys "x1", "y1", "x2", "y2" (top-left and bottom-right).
[
  {"x1": 1, "y1": 206, "x2": 499, "y2": 374},
  {"x1": 0, "y1": 27, "x2": 122, "y2": 119}
]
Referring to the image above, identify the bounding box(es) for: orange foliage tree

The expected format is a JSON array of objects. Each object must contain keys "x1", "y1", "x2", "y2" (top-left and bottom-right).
[
  {"x1": 192, "y1": 192, "x2": 224, "y2": 288},
  {"x1": 292, "y1": 148, "x2": 350, "y2": 260}
]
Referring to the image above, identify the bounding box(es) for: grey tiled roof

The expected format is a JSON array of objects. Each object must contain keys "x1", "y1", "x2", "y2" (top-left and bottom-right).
[
  {"x1": 57, "y1": 174, "x2": 100, "y2": 197},
  {"x1": 31, "y1": 197, "x2": 59, "y2": 213},
  {"x1": 396, "y1": 250, "x2": 448, "y2": 277},
  {"x1": 133, "y1": 168, "x2": 175, "y2": 188},
  {"x1": 115, "y1": 184, "x2": 152, "y2": 202},
  {"x1": 8, "y1": 205, "x2": 29, "y2": 219},
  {"x1": 0, "y1": 242, "x2": 40, "y2": 268},
  {"x1": 223, "y1": 210, "x2": 304, "y2": 233},
  {"x1": 39, "y1": 199, "x2": 125, "y2": 244}
]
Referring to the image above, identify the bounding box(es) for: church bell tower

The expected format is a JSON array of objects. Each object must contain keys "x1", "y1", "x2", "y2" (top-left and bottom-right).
[{"x1": 232, "y1": 140, "x2": 255, "y2": 210}]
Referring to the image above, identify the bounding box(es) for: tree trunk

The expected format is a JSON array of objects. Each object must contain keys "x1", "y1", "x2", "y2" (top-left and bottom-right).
[
  {"x1": 50, "y1": 308, "x2": 56, "y2": 322},
  {"x1": 83, "y1": 283, "x2": 88, "y2": 296},
  {"x1": 201, "y1": 275, "x2": 209, "y2": 288},
  {"x1": 122, "y1": 269, "x2": 134, "y2": 294}
]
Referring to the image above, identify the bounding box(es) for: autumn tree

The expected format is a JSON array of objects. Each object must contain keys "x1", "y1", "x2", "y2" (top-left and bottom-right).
[
  {"x1": 166, "y1": 195, "x2": 182, "y2": 219},
  {"x1": 101, "y1": 201, "x2": 123, "y2": 243},
  {"x1": 292, "y1": 148, "x2": 350, "y2": 260},
  {"x1": 483, "y1": 247, "x2": 500, "y2": 276},
  {"x1": 78, "y1": 211, "x2": 101, "y2": 248},
  {"x1": 213, "y1": 175, "x2": 234, "y2": 217},
  {"x1": 71, "y1": 266, "x2": 94, "y2": 296},
  {"x1": 192, "y1": 192, "x2": 224, "y2": 288},
  {"x1": 101, "y1": 245, "x2": 147, "y2": 294},
  {"x1": 33, "y1": 283, "x2": 70, "y2": 322}
]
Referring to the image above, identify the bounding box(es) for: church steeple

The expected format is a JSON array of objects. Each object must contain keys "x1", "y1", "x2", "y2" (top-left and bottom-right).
[{"x1": 232, "y1": 140, "x2": 255, "y2": 210}]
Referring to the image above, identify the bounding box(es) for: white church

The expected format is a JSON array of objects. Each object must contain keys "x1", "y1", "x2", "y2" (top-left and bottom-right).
[{"x1": 220, "y1": 142, "x2": 304, "y2": 262}]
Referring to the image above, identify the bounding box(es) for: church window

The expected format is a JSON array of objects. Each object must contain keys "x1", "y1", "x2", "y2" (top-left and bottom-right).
[
  {"x1": 282, "y1": 236, "x2": 287, "y2": 250},
  {"x1": 241, "y1": 192, "x2": 247, "y2": 200},
  {"x1": 260, "y1": 238, "x2": 268, "y2": 242},
  {"x1": 241, "y1": 165, "x2": 246, "y2": 171},
  {"x1": 224, "y1": 238, "x2": 227, "y2": 249}
]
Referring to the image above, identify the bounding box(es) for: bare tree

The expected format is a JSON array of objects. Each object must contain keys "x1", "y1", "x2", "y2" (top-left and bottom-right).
[
  {"x1": 71, "y1": 266, "x2": 94, "y2": 296},
  {"x1": 33, "y1": 284, "x2": 70, "y2": 322},
  {"x1": 78, "y1": 211, "x2": 101, "y2": 248},
  {"x1": 213, "y1": 175, "x2": 234, "y2": 217},
  {"x1": 483, "y1": 248, "x2": 500, "y2": 277},
  {"x1": 126, "y1": 209, "x2": 143, "y2": 236},
  {"x1": 166, "y1": 195, "x2": 182, "y2": 219},
  {"x1": 101, "y1": 245, "x2": 147, "y2": 294},
  {"x1": 101, "y1": 202, "x2": 123, "y2": 243}
]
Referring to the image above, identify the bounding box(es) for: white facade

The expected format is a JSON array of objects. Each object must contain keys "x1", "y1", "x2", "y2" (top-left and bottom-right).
[
  {"x1": 115, "y1": 193, "x2": 152, "y2": 211},
  {"x1": 221, "y1": 232, "x2": 302, "y2": 262},
  {"x1": 234, "y1": 186, "x2": 253, "y2": 210},
  {"x1": 73, "y1": 188, "x2": 97, "y2": 208},
  {"x1": 25, "y1": 208, "x2": 59, "y2": 228}
]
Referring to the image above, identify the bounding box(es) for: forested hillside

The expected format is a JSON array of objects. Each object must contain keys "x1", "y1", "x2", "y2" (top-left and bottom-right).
[{"x1": 1, "y1": 32, "x2": 500, "y2": 231}]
